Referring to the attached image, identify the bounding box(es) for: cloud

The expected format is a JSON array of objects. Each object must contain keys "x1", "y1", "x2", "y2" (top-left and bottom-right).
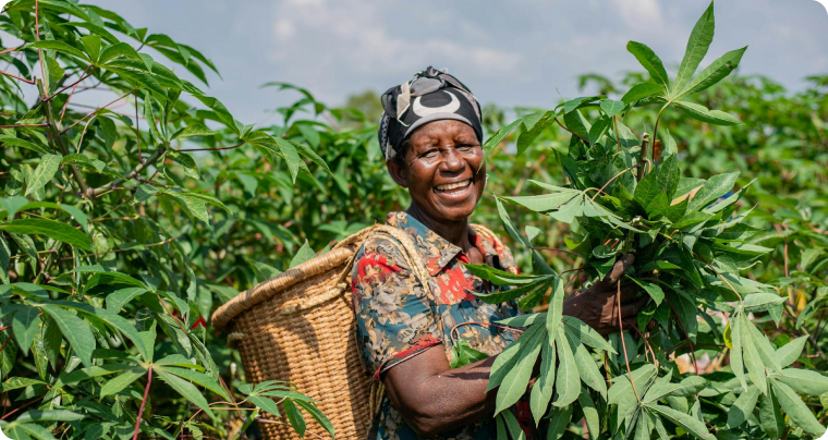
[
  {"x1": 274, "y1": 19, "x2": 296, "y2": 40},
  {"x1": 610, "y1": 0, "x2": 663, "y2": 26},
  {"x1": 267, "y1": 0, "x2": 522, "y2": 93}
]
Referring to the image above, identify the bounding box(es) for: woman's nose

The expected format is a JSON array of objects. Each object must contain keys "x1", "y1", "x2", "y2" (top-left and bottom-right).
[{"x1": 440, "y1": 148, "x2": 465, "y2": 173}]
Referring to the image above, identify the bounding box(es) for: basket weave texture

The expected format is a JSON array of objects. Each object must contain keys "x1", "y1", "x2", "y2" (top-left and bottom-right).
[{"x1": 211, "y1": 223, "x2": 505, "y2": 440}]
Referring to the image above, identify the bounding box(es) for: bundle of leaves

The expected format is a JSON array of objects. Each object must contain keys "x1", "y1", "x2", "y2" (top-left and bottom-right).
[
  {"x1": 0, "y1": 0, "x2": 332, "y2": 438},
  {"x1": 466, "y1": 2, "x2": 828, "y2": 439}
]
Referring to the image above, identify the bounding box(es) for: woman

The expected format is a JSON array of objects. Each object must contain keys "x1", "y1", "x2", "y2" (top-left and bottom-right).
[{"x1": 351, "y1": 67, "x2": 646, "y2": 439}]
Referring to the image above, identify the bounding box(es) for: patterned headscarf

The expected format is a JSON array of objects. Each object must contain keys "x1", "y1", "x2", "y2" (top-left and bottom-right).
[{"x1": 378, "y1": 66, "x2": 483, "y2": 160}]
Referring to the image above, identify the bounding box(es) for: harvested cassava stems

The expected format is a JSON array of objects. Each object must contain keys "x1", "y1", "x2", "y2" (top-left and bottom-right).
[{"x1": 469, "y1": 3, "x2": 825, "y2": 438}]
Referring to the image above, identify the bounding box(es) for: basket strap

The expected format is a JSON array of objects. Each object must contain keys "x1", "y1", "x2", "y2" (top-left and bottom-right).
[
  {"x1": 250, "y1": 224, "x2": 434, "y2": 319},
  {"x1": 334, "y1": 224, "x2": 434, "y2": 298}
]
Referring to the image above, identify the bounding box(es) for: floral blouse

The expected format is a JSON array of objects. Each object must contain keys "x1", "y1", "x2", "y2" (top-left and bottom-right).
[{"x1": 351, "y1": 211, "x2": 526, "y2": 440}]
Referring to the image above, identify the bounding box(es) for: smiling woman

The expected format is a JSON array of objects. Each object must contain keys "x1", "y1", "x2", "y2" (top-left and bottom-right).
[
  {"x1": 351, "y1": 67, "x2": 648, "y2": 439},
  {"x1": 387, "y1": 120, "x2": 487, "y2": 227}
]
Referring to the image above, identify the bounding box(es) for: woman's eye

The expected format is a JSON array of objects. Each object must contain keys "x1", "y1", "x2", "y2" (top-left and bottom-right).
[{"x1": 422, "y1": 149, "x2": 439, "y2": 158}]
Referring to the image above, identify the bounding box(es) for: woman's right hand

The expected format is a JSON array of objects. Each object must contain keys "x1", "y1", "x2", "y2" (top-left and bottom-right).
[{"x1": 561, "y1": 253, "x2": 648, "y2": 335}]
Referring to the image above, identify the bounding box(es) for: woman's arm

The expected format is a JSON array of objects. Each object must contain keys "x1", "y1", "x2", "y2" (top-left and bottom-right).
[
  {"x1": 382, "y1": 254, "x2": 646, "y2": 436},
  {"x1": 383, "y1": 345, "x2": 496, "y2": 437}
]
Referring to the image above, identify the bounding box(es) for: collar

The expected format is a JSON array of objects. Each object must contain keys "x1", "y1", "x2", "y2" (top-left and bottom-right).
[{"x1": 386, "y1": 211, "x2": 500, "y2": 276}]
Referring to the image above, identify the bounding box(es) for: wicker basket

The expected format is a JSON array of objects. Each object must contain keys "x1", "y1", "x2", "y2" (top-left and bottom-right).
[
  {"x1": 211, "y1": 223, "x2": 505, "y2": 440},
  {"x1": 211, "y1": 225, "x2": 427, "y2": 440}
]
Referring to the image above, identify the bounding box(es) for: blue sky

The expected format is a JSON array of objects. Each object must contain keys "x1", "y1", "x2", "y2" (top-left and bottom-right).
[{"x1": 86, "y1": 0, "x2": 828, "y2": 126}]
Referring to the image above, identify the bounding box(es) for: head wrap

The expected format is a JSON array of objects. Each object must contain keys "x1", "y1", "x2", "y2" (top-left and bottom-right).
[{"x1": 378, "y1": 66, "x2": 483, "y2": 160}]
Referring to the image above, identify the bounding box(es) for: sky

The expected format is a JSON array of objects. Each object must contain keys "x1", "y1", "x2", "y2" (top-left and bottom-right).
[{"x1": 80, "y1": 0, "x2": 828, "y2": 126}]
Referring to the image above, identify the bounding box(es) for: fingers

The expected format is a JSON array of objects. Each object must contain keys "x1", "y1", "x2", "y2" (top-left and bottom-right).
[
  {"x1": 620, "y1": 296, "x2": 649, "y2": 320},
  {"x1": 594, "y1": 253, "x2": 635, "y2": 290},
  {"x1": 578, "y1": 271, "x2": 588, "y2": 286},
  {"x1": 608, "y1": 253, "x2": 635, "y2": 284},
  {"x1": 618, "y1": 284, "x2": 639, "y2": 302}
]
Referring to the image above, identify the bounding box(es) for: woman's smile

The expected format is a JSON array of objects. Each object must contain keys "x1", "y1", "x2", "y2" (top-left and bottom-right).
[{"x1": 434, "y1": 178, "x2": 473, "y2": 198}]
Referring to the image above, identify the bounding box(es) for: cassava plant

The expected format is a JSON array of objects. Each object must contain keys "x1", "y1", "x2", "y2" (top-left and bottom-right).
[
  {"x1": 0, "y1": 0, "x2": 333, "y2": 439},
  {"x1": 467, "y1": 2, "x2": 828, "y2": 439}
]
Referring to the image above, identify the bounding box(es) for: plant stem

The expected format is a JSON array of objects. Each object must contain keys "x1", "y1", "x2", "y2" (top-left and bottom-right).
[
  {"x1": 132, "y1": 367, "x2": 153, "y2": 440},
  {"x1": 625, "y1": 318, "x2": 657, "y2": 366},
  {"x1": 49, "y1": 65, "x2": 95, "y2": 101},
  {"x1": 0, "y1": 45, "x2": 24, "y2": 55},
  {"x1": 650, "y1": 104, "x2": 668, "y2": 157},
  {"x1": 554, "y1": 118, "x2": 589, "y2": 145},
  {"x1": 0, "y1": 123, "x2": 48, "y2": 128},
  {"x1": 59, "y1": 89, "x2": 136, "y2": 135},
  {"x1": 692, "y1": 251, "x2": 744, "y2": 302},
  {"x1": 617, "y1": 280, "x2": 641, "y2": 402},
  {"x1": 591, "y1": 166, "x2": 636, "y2": 201},
  {"x1": 58, "y1": 65, "x2": 95, "y2": 128},
  {"x1": 38, "y1": 79, "x2": 90, "y2": 197},
  {"x1": 636, "y1": 133, "x2": 651, "y2": 182},
  {"x1": 0, "y1": 69, "x2": 35, "y2": 84},
  {"x1": 35, "y1": 0, "x2": 47, "y2": 88},
  {"x1": 135, "y1": 90, "x2": 142, "y2": 163},
  {"x1": 0, "y1": 396, "x2": 41, "y2": 420},
  {"x1": 90, "y1": 146, "x2": 166, "y2": 196}
]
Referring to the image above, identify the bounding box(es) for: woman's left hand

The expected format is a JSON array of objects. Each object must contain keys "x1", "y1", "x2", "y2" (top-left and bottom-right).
[{"x1": 562, "y1": 253, "x2": 648, "y2": 335}]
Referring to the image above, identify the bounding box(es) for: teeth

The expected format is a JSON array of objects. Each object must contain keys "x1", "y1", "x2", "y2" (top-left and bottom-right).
[{"x1": 436, "y1": 180, "x2": 471, "y2": 191}]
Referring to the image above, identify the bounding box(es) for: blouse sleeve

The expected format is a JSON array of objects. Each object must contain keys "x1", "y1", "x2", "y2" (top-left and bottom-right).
[{"x1": 350, "y1": 235, "x2": 441, "y2": 380}]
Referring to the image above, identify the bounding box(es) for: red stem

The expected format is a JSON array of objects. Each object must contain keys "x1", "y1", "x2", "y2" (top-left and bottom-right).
[
  {"x1": 0, "y1": 123, "x2": 48, "y2": 128},
  {"x1": 35, "y1": 0, "x2": 46, "y2": 88},
  {"x1": 592, "y1": 166, "x2": 636, "y2": 201},
  {"x1": 59, "y1": 89, "x2": 135, "y2": 135},
  {"x1": 0, "y1": 69, "x2": 35, "y2": 84},
  {"x1": 132, "y1": 367, "x2": 153, "y2": 440},
  {"x1": 0, "y1": 45, "x2": 24, "y2": 55},
  {"x1": 624, "y1": 318, "x2": 656, "y2": 364},
  {"x1": 617, "y1": 281, "x2": 640, "y2": 401},
  {"x1": 554, "y1": 118, "x2": 589, "y2": 145},
  {"x1": 48, "y1": 65, "x2": 95, "y2": 100},
  {"x1": 155, "y1": 292, "x2": 190, "y2": 335},
  {"x1": 58, "y1": 66, "x2": 94, "y2": 128},
  {"x1": 135, "y1": 90, "x2": 142, "y2": 163},
  {"x1": 0, "y1": 333, "x2": 13, "y2": 353},
  {"x1": 1, "y1": 396, "x2": 40, "y2": 420}
]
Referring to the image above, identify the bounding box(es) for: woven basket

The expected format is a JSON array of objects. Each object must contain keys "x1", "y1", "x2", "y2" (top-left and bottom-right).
[{"x1": 211, "y1": 223, "x2": 505, "y2": 440}]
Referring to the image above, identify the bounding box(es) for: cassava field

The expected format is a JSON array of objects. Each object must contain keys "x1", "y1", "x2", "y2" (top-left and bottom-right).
[{"x1": 0, "y1": 1, "x2": 826, "y2": 439}]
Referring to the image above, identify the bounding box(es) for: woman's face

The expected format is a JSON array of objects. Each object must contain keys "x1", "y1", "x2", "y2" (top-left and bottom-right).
[{"x1": 387, "y1": 120, "x2": 486, "y2": 224}]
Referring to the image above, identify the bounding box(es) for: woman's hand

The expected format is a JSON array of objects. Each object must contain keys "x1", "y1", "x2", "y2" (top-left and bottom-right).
[{"x1": 562, "y1": 253, "x2": 648, "y2": 335}]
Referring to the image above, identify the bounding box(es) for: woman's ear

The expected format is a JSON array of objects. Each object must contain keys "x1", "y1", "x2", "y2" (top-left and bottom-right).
[{"x1": 386, "y1": 159, "x2": 408, "y2": 188}]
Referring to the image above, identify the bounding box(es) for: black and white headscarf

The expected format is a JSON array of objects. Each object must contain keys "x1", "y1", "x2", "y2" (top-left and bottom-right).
[{"x1": 378, "y1": 66, "x2": 483, "y2": 160}]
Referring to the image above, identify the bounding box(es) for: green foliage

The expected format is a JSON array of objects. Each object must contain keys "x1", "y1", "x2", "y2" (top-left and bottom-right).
[
  {"x1": 476, "y1": 2, "x2": 828, "y2": 439},
  {"x1": 1, "y1": 0, "x2": 826, "y2": 439},
  {"x1": 0, "y1": 0, "x2": 333, "y2": 438}
]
